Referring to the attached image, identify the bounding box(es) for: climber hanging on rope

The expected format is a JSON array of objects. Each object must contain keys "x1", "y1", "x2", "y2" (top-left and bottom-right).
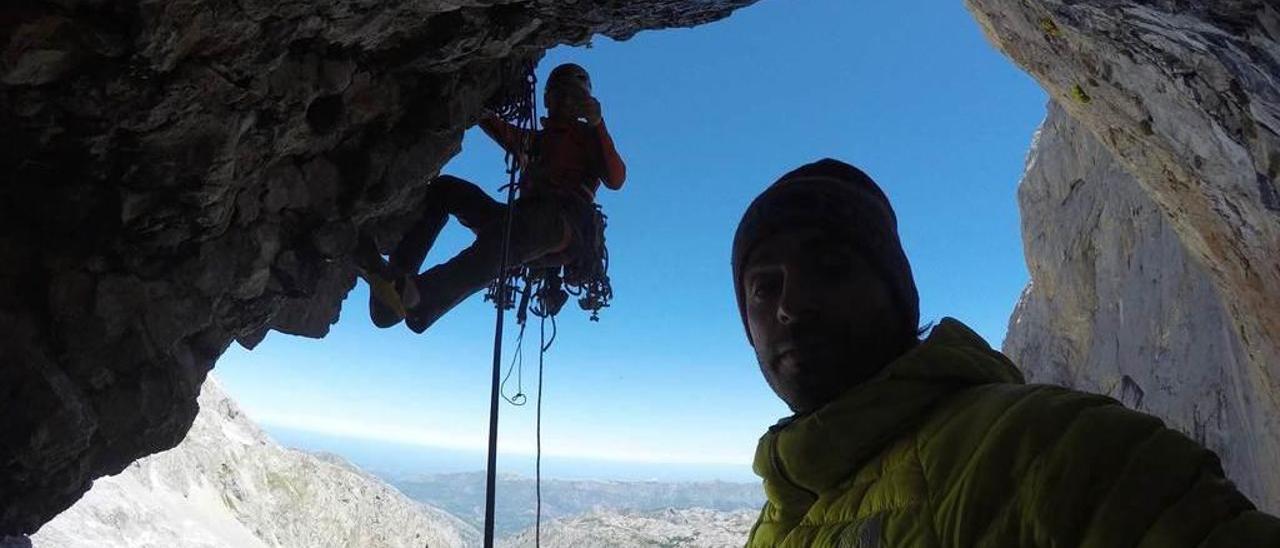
[{"x1": 355, "y1": 63, "x2": 626, "y2": 333}]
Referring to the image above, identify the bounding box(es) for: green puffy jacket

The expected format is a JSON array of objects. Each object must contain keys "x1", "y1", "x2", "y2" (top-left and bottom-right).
[{"x1": 747, "y1": 318, "x2": 1280, "y2": 547}]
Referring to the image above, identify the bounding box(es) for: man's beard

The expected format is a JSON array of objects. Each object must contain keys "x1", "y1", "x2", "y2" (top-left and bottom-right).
[{"x1": 772, "y1": 321, "x2": 907, "y2": 413}]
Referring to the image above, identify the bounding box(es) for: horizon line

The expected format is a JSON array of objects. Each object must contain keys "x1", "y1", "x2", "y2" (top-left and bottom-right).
[{"x1": 255, "y1": 416, "x2": 755, "y2": 468}]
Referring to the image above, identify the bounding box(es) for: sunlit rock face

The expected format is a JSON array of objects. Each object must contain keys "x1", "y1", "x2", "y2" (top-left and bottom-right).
[
  {"x1": 1006, "y1": 102, "x2": 1280, "y2": 512},
  {"x1": 966, "y1": 2, "x2": 1280, "y2": 509},
  {"x1": 967, "y1": 1, "x2": 1280, "y2": 344},
  {"x1": 30, "y1": 376, "x2": 478, "y2": 548},
  {"x1": 0, "y1": 0, "x2": 755, "y2": 534},
  {"x1": 969, "y1": 0, "x2": 1280, "y2": 512}
]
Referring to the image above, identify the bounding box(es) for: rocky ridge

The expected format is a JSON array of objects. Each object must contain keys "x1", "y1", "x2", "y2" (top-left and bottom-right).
[{"x1": 28, "y1": 375, "x2": 479, "y2": 548}]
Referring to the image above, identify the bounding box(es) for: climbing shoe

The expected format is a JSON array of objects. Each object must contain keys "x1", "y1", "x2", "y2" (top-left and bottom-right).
[{"x1": 363, "y1": 271, "x2": 420, "y2": 328}]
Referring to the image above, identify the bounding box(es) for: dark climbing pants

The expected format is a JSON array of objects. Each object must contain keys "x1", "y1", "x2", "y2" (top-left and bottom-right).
[{"x1": 391, "y1": 175, "x2": 571, "y2": 332}]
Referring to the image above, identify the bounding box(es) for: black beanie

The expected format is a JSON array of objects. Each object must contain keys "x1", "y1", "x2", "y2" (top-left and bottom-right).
[
  {"x1": 547, "y1": 63, "x2": 590, "y2": 93},
  {"x1": 731, "y1": 158, "x2": 919, "y2": 345}
]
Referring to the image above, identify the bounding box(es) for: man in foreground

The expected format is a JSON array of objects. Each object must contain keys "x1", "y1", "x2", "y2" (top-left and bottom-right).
[{"x1": 733, "y1": 158, "x2": 1280, "y2": 546}]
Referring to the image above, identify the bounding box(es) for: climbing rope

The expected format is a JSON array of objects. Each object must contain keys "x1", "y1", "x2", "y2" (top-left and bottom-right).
[
  {"x1": 499, "y1": 322, "x2": 528, "y2": 406},
  {"x1": 480, "y1": 56, "x2": 615, "y2": 548},
  {"x1": 536, "y1": 310, "x2": 551, "y2": 547},
  {"x1": 496, "y1": 269, "x2": 560, "y2": 548},
  {"x1": 481, "y1": 58, "x2": 538, "y2": 548}
]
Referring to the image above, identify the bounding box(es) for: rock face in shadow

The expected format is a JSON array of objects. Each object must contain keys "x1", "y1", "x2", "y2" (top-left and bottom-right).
[
  {"x1": 30, "y1": 376, "x2": 479, "y2": 548},
  {"x1": 965, "y1": 3, "x2": 1280, "y2": 501},
  {"x1": 0, "y1": 0, "x2": 754, "y2": 534},
  {"x1": 1006, "y1": 102, "x2": 1280, "y2": 512}
]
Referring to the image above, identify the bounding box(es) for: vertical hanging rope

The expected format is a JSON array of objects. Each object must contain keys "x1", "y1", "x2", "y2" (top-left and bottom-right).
[
  {"x1": 482, "y1": 60, "x2": 538, "y2": 548},
  {"x1": 481, "y1": 58, "x2": 597, "y2": 548},
  {"x1": 535, "y1": 312, "x2": 546, "y2": 547},
  {"x1": 482, "y1": 173, "x2": 516, "y2": 548}
]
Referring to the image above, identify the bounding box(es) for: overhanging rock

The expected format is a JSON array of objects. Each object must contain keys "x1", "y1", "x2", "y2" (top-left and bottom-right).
[{"x1": 0, "y1": 0, "x2": 755, "y2": 534}]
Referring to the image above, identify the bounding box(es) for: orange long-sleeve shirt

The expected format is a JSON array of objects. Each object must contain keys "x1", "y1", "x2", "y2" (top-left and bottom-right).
[{"x1": 479, "y1": 114, "x2": 626, "y2": 202}]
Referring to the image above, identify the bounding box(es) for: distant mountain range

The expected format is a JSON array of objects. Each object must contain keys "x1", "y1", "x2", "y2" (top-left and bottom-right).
[
  {"x1": 28, "y1": 377, "x2": 763, "y2": 547},
  {"x1": 392, "y1": 473, "x2": 763, "y2": 538},
  {"x1": 500, "y1": 507, "x2": 758, "y2": 548}
]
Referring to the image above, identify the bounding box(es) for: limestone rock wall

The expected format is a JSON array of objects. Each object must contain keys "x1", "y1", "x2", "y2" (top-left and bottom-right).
[
  {"x1": 0, "y1": 0, "x2": 754, "y2": 534},
  {"x1": 969, "y1": 0, "x2": 1280, "y2": 512},
  {"x1": 966, "y1": 2, "x2": 1280, "y2": 369},
  {"x1": 1006, "y1": 102, "x2": 1279, "y2": 512}
]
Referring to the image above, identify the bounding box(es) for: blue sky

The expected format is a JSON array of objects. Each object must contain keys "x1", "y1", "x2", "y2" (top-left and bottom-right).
[{"x1": 217, "y1": 0, "x2": 1047, "y2": 475}]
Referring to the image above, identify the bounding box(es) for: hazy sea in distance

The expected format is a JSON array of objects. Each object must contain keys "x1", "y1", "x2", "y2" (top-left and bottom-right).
[{"x1": 263, "y1": 425, "x2": 759, "y2": 483}]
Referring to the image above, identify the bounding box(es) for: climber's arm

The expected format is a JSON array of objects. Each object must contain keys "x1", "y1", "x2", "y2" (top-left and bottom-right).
[
  {"x1": 595, "y1": 122, "x2": 626, "y2": 190},
  {"x1": 582, "y1": 98, "x2": 626, "y2": 190},
  {"x1": 478, "y1": 112, "x2": 530, "y2": 157}
]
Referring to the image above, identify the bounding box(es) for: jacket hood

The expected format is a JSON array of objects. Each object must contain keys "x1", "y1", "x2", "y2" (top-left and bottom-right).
[{"x1": 752, "y1": 318, "x2": 1024, "y2": 519}]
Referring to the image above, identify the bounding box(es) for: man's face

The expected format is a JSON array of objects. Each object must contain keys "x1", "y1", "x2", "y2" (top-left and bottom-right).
[
  {"x1": 545, "y1": 68, "x2": 592, "y2": 115},
  {"x1": 743, "y1": 228, "x2": 904, "y2": 413}
]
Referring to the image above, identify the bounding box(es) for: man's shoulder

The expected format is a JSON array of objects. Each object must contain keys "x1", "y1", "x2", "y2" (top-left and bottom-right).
[
  {"x1": 917, "y1": 380, "x2": 1172, "y2": 474},
  {"x1": 935, "y1": 381, "x2": 1159, "y2": 434},
  {"x1": 954, "y1": 380, "x2": 1113, "y2": 407}
]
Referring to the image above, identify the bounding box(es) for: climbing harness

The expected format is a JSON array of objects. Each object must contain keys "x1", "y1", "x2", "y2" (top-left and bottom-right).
[
  {"x1": 486, "y1": 197, "x2": 614, "y2": 321},
  {"x1": 479, "y1": 58, "x2": 615, "y2": 548}
]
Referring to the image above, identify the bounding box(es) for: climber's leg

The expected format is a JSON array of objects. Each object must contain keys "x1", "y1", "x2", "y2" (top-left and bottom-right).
[
  {"x1": 389, "y1": 175, "x2": 506, "y2": 274},
  {"x1": 355, "y1": 234, "x2": 415, "y2": 328},
  {"x1": 405, "y1": 197, "x2": 571, "y2": 334},
  {"x1": 364, "y1": 175, "x2": 506, "y2": 328}
]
